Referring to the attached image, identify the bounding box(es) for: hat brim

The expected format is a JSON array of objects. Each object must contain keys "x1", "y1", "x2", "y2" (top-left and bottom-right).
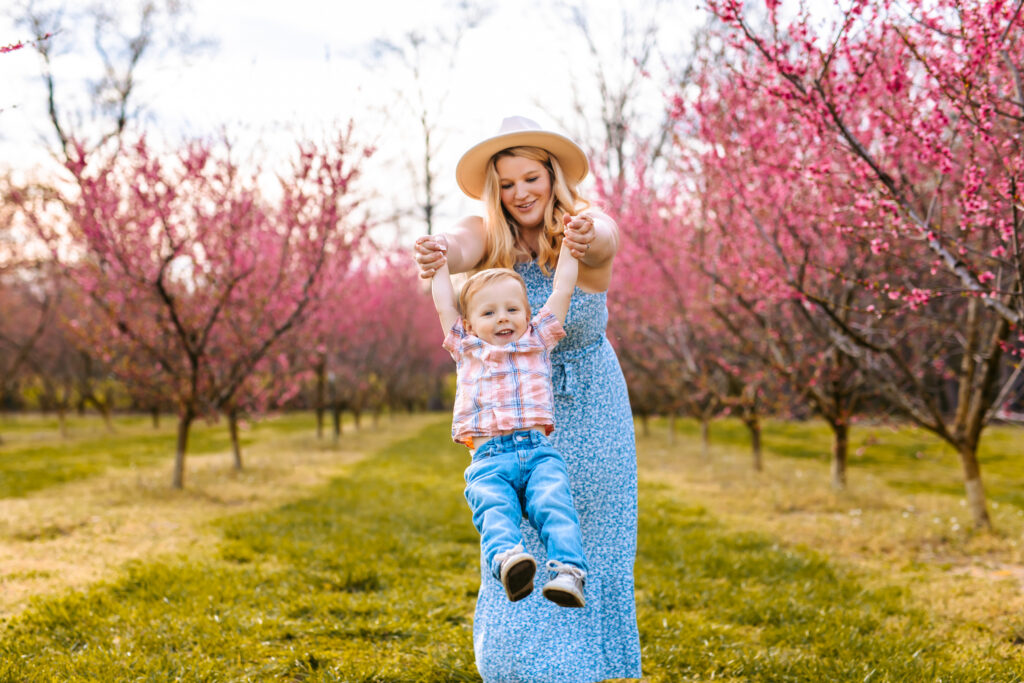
[{"x1": 455, "y1": 130, "x2": 589, "y2": 200}]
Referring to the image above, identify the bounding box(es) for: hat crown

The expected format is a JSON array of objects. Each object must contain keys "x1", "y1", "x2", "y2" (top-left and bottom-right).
[
  {"x1": 455, "y1": 115, "x2": 588, "y2": 200},
  {"x1": 496, "y1": 115, "x2": 542, "y2": 135}
]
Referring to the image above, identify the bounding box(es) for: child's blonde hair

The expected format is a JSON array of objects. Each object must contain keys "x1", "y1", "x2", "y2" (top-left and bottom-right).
[
  {"x1": 478, "y1": 146, "x2": 590, "y2": 276},
  {"x1": 458, "y1": 268, "x2": 531, "y2": 319}
]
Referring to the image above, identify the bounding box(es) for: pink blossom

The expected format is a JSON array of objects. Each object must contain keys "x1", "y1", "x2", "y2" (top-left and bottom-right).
[{"x1": 904, "y1": 288, "x2": 932, "y2": 310}]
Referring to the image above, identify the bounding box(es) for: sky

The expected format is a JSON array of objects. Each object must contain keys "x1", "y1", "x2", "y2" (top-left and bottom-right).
[{"x1": 1, "y1": 0, "x2": 698, "y2": 244}]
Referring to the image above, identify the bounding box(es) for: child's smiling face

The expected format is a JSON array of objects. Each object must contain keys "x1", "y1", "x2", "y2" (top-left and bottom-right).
[{"x1": 463, "y1": 276, "x2": 530, "y2": 346}]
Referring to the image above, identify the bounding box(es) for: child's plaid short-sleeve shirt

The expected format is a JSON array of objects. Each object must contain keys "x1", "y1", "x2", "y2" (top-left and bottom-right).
[{"x1": 443, "y1": 304, "x2": 566, "y2": 447}]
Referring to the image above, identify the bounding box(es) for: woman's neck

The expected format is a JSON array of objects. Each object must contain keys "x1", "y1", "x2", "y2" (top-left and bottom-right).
[{"x1": 517, "y1": 225, "x2": 543, "y2": 259}]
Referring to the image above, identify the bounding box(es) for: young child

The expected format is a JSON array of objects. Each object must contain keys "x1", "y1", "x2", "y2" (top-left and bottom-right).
[{"x1": 431, "y1": 235, "x2": 588, "y2": 608}]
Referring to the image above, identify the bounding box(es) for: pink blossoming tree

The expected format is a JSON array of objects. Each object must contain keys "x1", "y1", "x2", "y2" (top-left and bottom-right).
[
  {"x1": 698, "y1": 0, "x2": 1024, "y2": 527},
  {"x1": 16, "y1": 129, "x2": 371, "y2": 488}
]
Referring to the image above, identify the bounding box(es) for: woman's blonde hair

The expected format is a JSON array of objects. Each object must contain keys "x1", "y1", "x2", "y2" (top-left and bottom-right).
[
  {"x1": 478, "y1": 146, "x2": 590, "y2": 276},
  {"x1": 458, "y1": 268, "x2": 530, "y2": 319}
]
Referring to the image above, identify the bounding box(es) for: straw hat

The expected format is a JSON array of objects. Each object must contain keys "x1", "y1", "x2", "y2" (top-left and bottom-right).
[{"x1": 455, "y1": 116, "x2": 589, "y2": 200}]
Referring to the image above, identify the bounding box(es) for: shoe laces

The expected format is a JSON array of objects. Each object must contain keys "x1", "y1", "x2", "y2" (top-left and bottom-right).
[
  {"x1": 546, "y1": 560, "x2": 586, "y2": 580},
  {"x1": 495, "y1": 544, "x2": 526, "y2": 565}
]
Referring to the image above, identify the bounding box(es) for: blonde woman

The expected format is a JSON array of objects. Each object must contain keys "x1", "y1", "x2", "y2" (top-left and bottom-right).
[{"x1": 414, "y1": 116, "x2": 641, "y2": 683}]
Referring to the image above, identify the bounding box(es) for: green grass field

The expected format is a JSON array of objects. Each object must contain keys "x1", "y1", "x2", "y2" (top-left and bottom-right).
[
  {"x1": 663, "y1": 416, "x2": 1024, "y2": 507},
  {"x1": 0, "y1": 413, "x2": 257, "y2": 497},
  {"x1": 1, "y1": 412, "x2": 1022, "y2": 681}
]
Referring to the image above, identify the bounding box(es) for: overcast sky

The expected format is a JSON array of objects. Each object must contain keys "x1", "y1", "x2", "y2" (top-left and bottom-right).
[{"x1": 1, "y1": 0, "x2": 698, "y2": 243}]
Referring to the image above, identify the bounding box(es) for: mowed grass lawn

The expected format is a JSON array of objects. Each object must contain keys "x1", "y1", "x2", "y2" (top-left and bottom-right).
[{"x1": 0, "y1": 411, "x2": 1022, "y2": 681}]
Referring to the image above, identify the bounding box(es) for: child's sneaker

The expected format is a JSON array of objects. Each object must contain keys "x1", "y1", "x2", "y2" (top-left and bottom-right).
[
  {"x1": 542, "y1": 560, "x2": 586, "y2": 608},
  {"x1": 495, "y1": 544, "x2": 536, "y2": 602}
]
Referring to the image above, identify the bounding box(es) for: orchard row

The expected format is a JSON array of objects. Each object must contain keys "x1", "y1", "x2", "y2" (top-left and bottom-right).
[{"x1": 603, "y1": 0, "x2": 1024, "y2": 531}]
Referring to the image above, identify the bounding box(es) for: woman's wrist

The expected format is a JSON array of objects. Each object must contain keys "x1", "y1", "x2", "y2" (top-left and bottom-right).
[{"x1": 578, "y1": 220, "x2": 611, "y2": 267}]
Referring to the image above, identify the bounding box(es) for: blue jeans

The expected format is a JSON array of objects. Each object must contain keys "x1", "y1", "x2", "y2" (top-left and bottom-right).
[{"x1": 464, "y1": 429, "x2": 588, "y2": 579}]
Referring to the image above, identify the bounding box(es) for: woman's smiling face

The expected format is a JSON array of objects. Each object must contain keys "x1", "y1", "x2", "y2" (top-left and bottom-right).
[{"x1": 496, "y1": 155, "x2": 551, "y2": 230}]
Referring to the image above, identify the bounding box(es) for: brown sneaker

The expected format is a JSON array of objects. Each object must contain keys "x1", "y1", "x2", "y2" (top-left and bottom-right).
[
  {"x1": 541, "y1": 560, "x2": 585, "y2": 608},
  {"x1": 496, "y1": 545, "x2": 536, "y2": 602}
]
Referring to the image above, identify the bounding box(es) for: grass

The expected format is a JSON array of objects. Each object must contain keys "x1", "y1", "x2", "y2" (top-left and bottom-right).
[
  {"x1": 1, "y1": 413, "x2": 1022, "y2": 681},
  {"x1": 0, "y1": 412, "x2": 436, "y2": 622},
  {"x1": 0, "y1": 412, "x2": 259, "y2": 497},
  {"x1": 636, "y1": 493, "x2": 1019, "y2": 681},
  {"x1": 663, "y1": 416, "x2": 1024, "y2": 510},
  {"x1": 1, "y1": 416, "x2": 480, "y2": 681}
]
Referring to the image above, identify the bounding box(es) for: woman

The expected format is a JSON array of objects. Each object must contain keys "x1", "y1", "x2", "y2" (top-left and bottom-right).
[{"x1": 414, "y1": 116, "x2": 641, "y2": 683}]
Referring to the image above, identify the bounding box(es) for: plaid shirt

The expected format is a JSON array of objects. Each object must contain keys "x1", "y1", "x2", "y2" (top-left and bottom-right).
[{"x1": 443, "y1": 304, "x2": 566, "y2": 448}]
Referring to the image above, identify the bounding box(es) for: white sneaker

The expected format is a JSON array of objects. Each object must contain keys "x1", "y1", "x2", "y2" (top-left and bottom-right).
[
  {"x1": 542, "y1": 560, "x2": 586, "y2": 608},
  {"x1": 495, "y1": 544, "x2": 536, "y2": 602}
]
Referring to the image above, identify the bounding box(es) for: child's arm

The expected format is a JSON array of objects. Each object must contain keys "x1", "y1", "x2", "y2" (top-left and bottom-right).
[
  {"x1": 544, "y1": 240, "x2": 579, "y2": 325},
  {"x1": 431, "y1": 262, "x2": 461, "y2": 335}
]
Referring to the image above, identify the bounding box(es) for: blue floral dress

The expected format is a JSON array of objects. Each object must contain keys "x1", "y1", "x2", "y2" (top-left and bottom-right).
[{"x1": 471, "y1": 260, "x2": 641, "y2": 683}]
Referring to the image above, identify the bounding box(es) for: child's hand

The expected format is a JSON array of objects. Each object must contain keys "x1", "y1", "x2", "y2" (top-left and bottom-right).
[
  {"x1": 414, "y1": 234, "x2": 449, "y2": 278},
  {"x1": 562, "y1": 213, "x2": 596, "y2": 260}
]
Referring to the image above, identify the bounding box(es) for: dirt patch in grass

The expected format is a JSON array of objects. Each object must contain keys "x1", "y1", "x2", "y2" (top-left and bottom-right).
[{"x1": 0, "y1": 414, "x2": 437, "y2": 623}]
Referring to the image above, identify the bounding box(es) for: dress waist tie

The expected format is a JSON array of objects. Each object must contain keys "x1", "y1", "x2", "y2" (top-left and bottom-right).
[{"x1": 551, "y1": 338, "x2": 605, "y2": 400}]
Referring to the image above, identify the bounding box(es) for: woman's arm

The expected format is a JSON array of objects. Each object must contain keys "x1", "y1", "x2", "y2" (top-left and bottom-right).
[{"x1": 414, "y1": 215, "x2": 488, "y2": 278}]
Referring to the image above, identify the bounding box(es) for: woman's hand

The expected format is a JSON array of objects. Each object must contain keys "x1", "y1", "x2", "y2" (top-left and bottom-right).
[
  {"x1": 562, "y1": 213, "x2": 596, "y2": 261},
  {"x1": 413, "y1": 234, "x2": 449, "y2": 279}
]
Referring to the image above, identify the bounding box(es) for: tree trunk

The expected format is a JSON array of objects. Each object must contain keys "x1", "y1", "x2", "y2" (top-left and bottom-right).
[
  {"x1": 172, "y1": 410, "x2": 194, "y2": 489},
  {"x1": 700, "y1": 416, "x2": 710, "y2": 461},
  {"x1": 957, "y1": 442, "x2": 992, "y2": 530},
  {"x1": 151, "y1": 407, "x2": 160, "y2": 429},
  {"x1": 745, "y1": 417, "x2": 762, "y2": 472},
  {"x1": 428, "y1": 376, "x2": 444, "y2": 411},
  {"x1": 229, "y1": 410, "x2": 243, "y2": 471},
  {"x1": 640, "y1": 413, "x2": 650, "y2": 437},
  {"x1": 96, "y1": 399, "x2": 114, "y2": 433},
  {"x1": 332, "y1": 404, "x2": 343, "y2": 440},
  {"x1": 830, "y1": 420, "x2": 848, "y2": 491},
  {"x1": 315, "y1": 361, "x2": 326, "y2": 439},
  {"x1": 353, "y1": 408, "x2": 362, "y2": 431}
]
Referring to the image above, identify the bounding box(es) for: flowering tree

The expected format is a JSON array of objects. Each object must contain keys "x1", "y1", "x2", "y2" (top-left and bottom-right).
[
  {"x1": 0, "y1": 175, "x2": 62, "y2": 425},
  {"x1": 16, "y1": 270, "x2": 121, "y2": 435},
  {"x1": 308, "y1": 250, "x2": 447, "y2": 437},
  {"x1": 306, "y1": 253, "x2": 375, "y2": 438},
  {"x1": 0, "y1": 265, "x2": 59, "y2": 419},
  {"x1": 676, "y1": 52, "x2": 887, "y2": 489},
  {"x1": 220, "y1": 350, "x2": 309, "y2": 470},
  {"x1": 708, "y1": 0, "x2": 1024, "y2": 326},
  {"x1": 1, "y1": 35, "x2": 49, "y2": 54},
  {"x1": 369, "y1": 255, "x2": 450, "y2": 413},
  {"x1": 602, "y1": 159, "x2": 772, "y2": 461},
  {"x1": 15, "y1": 130, "x2": 370, "y2": 488},
  {"x1": 698, "y1": 0, "x2": 1024, "y2": 527}
]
